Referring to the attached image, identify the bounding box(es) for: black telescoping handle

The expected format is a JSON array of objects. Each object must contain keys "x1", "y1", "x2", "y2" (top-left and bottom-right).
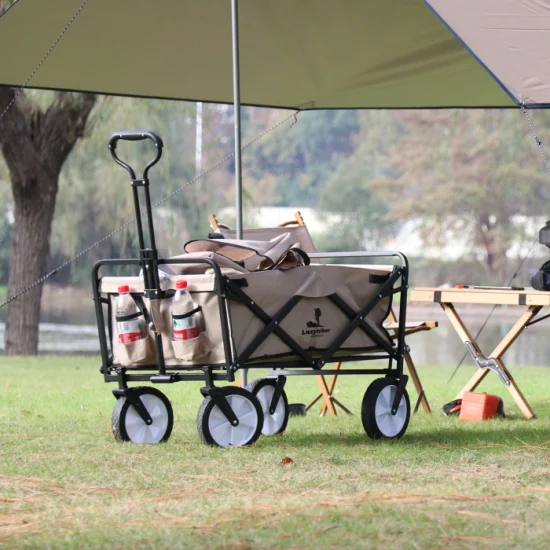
[
  {"x1": 108, "y1": 130, "x2": 164, "y2": 180},
  {"x1": 107, "y1": 130, "x2": 164, "y2": 294}
]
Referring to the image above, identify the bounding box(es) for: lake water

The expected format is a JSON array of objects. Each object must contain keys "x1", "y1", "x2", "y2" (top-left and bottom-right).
[
  {"x1": 0, "y1": 304, "x2": 549, "y2": 368},
  {"x1": 0, "y1": 323, "x2": 102, "y2": 355}
]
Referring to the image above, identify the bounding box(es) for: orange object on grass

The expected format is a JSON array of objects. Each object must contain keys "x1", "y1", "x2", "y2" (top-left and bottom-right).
[{"x1": 459, "y1": 392, "x2": 501, "y2": 421}]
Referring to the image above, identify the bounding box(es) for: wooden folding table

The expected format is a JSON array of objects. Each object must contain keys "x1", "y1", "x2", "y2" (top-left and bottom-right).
[{"x1": 411, "y1": 286, "x2": 550, "y2": 419}]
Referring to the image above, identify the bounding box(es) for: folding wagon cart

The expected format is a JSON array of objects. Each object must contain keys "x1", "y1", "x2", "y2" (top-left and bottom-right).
[{"x1": 92, "y1": 132, "x2": 412, "y2": 447}]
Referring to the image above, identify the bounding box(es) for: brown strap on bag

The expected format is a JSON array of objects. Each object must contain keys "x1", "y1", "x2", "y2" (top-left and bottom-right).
[
  {"x1": 272, "y1": 246, "x2": 311, "y2": 271},
  {"x1": 184, "y1": 233, "x2": 310, "y2": 272}
]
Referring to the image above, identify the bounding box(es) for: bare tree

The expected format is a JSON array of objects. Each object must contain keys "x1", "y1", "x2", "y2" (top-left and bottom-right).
[{"x1": 0, "y1": 88, "x2": 96, "y2": 354}]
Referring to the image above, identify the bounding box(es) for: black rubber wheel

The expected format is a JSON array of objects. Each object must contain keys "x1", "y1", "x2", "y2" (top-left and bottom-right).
[
  {"x1": 196, "y1": 386, "x2": 264, "y2": 447},
  {"x1": 361, "y1": 378, "x2": 410, "y2": 440},
  {"x1": 246, "y1": 378, "x2": 289, "y2": 436},
  {"x1": 112, "y1": 386, "x2": 173, "y2": 444}
]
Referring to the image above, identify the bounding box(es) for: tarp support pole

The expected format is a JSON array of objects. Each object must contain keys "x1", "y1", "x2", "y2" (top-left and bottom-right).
[
  {"x1": 231, "y1": 0, "x2": 243, "y2": 241},
  {"x1": 231, "y1": 0, "x2": 247, "y2": 386}
]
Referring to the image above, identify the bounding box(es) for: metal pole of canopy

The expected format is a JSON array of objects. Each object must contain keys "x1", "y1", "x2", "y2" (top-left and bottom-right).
[
  {"x1": 231, "y1": 0, "x2": 243, "y2": 240},
  {"x1": 231, "y1": 0, "x2": 247, "y2": 387}
]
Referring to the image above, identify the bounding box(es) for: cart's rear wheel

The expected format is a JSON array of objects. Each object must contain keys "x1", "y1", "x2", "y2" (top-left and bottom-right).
[
  {"x1": 361, "y1": 378, "x2": 410, "y2": 440},
  {"x1": 246, "y1": 378, "x2": 289, "y2": 436},
  {"x1": 197, "y1": 386, "x2": 263, "y2": 447},
  {"x1": 112, "y1": 387, "x2": 173, "y2": 444}
]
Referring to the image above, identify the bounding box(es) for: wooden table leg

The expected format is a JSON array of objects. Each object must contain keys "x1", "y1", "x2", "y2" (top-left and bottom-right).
[
  {"x1": 305, "y1": 393, "x2": 322, "y2": 410},
  {"x1": 489, "y1": 306, "x2": 541, "y2": 359},
  {"x1": 488, "y1": 307, "x2": 540, "y2": 419},
  {"x1": 320, "y1": 363, "x2": 353, "y2": 416},
  {"x1": 331, "y1": 396, "x2": 353, "y2": 415},
  {"x1": 493, "y1": 358, "x2": 536, "y2": 419},
  {"x1": 443, "y1": 302, "x2": 540, "y2": 419},
  {"x1": 319, "y1": 364, "x2": 340, "y2": 416},
  {"x1": 388, "y1": 310, "x2": 431, "y2": 414},
  {"x1": 403, "y1": 347, "x2": 431, "y2": 413},
  {"x1": 311, "y1": 373, "x2": 337, "y2": 416},
  {"x1": 441, "y1": 303, "x2": 492, "y2": 397},
  {"x1": 306, "y1": 362, "x2": 353, "y2": 417}
]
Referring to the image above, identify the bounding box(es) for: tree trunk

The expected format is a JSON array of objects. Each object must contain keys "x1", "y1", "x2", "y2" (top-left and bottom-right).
[
  {"x1": 5, "y1": 175, "x2": 58, "y2": 354},
  {"x1": 0, "y1": 87, "x2": 96, "y2": 355}
]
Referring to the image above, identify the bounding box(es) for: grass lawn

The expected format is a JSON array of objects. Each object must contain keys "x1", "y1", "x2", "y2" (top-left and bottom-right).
[{"x1": 2, "y1": 356, "x2": 550, "y2": 549}]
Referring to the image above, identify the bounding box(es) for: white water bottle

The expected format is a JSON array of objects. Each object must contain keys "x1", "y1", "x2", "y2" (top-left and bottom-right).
[
  {"x1": 172, "y1": 280, "x2": 200, "y2": 341},
  {"x1": 116, "y1": 285, "x2": 145, "y2": 344}
]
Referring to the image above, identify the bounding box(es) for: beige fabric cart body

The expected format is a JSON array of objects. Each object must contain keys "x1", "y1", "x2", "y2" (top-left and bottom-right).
[{"x1": 103, "y1": 263, "x2": 394, "y2": 369}]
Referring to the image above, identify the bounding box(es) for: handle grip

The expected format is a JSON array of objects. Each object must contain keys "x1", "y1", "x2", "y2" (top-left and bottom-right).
[
  {"x1": 108, "y1": 130, "x2": 164, "y2": 180},
  {"x1": 109, "y1": 131, "x2": 164, "y2": 148}
]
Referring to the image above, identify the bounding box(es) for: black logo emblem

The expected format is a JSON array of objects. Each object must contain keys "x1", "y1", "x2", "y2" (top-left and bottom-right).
[
  {"x1": 306, "y1": 308, "x2": 323, "y2": 328},
  {"x1": 303, "y1": 308, "x2": 330, "y2": 337}
]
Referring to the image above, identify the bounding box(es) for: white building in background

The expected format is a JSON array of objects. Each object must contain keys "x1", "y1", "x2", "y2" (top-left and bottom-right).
[
  {"x1": 217, "y1": 206, "x2": 342, "y2": 235},
  {"x1": 387, "y1": 216, "x2": 548, "y2": 261}
]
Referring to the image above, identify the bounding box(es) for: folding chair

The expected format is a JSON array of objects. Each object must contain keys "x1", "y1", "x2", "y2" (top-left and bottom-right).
[{"x1": 209, "y1": 211, "x2": 433, "y2": 415}]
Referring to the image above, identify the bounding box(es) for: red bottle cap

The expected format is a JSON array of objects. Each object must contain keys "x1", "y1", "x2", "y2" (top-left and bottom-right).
[
  {"x1": 118, "y1": 285, "x2": 130, "y2": 293},
  {"x1": 176, "y1": 280, "x2": 188, "y2": 289}
]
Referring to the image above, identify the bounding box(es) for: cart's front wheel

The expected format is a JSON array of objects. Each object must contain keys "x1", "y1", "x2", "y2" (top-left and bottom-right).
[
  {"x1": 197, "y1": 387, "x2": 263, "y2": 447},
  {"x1": 246, "y1": 378, "x2": 289, "y2": 436},
  {"x1": 361, "y1": 378, "x2": 410, "y2": 440},
  {"x1": 112, "y1": 387, "x2": 173, "y2": 444}
]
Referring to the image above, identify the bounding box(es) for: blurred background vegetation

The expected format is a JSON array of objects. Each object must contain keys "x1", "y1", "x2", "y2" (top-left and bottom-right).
[{"x1": 2, "y1": 93, "x2": 550, "y2": 293}]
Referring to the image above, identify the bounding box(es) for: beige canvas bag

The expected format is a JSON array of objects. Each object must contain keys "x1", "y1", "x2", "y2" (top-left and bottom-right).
[{"x1": 184, "y1": 233, "x2": 309, "y2": 272}]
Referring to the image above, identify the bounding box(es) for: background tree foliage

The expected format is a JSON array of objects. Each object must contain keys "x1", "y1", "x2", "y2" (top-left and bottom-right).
[
  {"x1": 315, "y1": 111, "x2": 399, "y2": 252},
  {"x1": 49, "y1": 98, "x2": 235, "y2": 285},
  {"x1": 378, "y1": 110, "x2": 550, "y2": 283},
  {"x1": 243, "y1": 110, "x2": 360, "y2": 206}
]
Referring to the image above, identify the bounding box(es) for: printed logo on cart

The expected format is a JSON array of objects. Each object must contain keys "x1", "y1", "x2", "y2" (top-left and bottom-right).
[{"x1": 302, "y1": 308, "x2": 331, "y2": 337}]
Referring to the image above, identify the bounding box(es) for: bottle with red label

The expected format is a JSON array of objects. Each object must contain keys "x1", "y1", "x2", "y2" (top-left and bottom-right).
[
  {"x1": 172, "y1": 280, "x2": 200, "y2": 340},
  {"x1": 116, "y1": 285, "x2": 146, "y2": 344}
]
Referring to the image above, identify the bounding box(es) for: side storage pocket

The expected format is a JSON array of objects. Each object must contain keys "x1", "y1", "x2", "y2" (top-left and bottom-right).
[
  {"x1": 172, "y1": 332, "x2": 211, "y2": 362},
  {"x1": 119, "y1": 334, "x2": 156, "y2": 366},
  {"x1": 171, "y1": 309, "x2": 212, "y2": 363}
]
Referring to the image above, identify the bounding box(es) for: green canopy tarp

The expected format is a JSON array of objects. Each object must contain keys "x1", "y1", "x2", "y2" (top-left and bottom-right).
[{"x1": 0, "y1": 0, "x2": 517, "y2": 109}]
